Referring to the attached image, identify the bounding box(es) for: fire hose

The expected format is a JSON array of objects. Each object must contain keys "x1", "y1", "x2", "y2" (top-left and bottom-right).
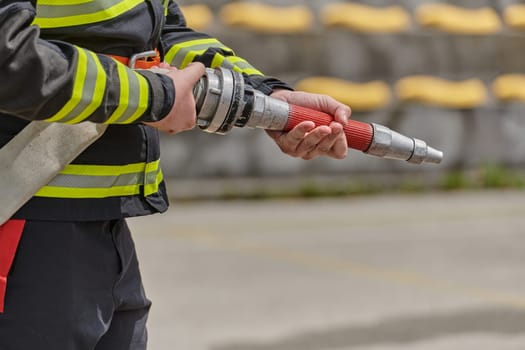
[
  {"x1": 0, "y1": 66, "x2": 443, "y2": 224},
  {"x1": 193, "y1": 67, "x2": 443, "y2": 164}
]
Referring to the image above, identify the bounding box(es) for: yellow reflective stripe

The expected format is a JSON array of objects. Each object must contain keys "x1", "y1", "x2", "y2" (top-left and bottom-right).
[
  {"x1": 145, "y1": 160, "x2": 161, "y2": 174},
  {"x1": 124, "y1": 73, "x2": 149, "y2": 124},
  {"x1": 35, "y1": 185, "x2": 141, "y2": 199},
  {"x1": 65, "y1": 51, "x2": 107, "y2": 124},
  {"x1": 180, "y1": 50, "x2": 200, "y2": 68},
  {"x1": 144, "y1": 168, "x2": 164, "y2": 196},
  {"x1": 105, "y1": 63, "x2": 130, "y2": 124},
  {"x1": 164, "y1": 38, "x2": 261, "y2": 75},
  {"x1": 35, "y1": 160, "x2": 162, "y2": 199},
  {"x1": 46, "y1": 48, "x2": 106, "y2": 124},
  {"x1": 60, "y1": 162, "x2": 150, "y2": 176},
  {"x1": 163, "y1": 0, "x2": 169, "y2": 16},
  {"x1": 38, "y1": 0, "x2": 92, "y2": 5},
  {"x1": 145, "y1": 160, "x2": 162, "y2": 196},
  {"x1": 223, "y1": 56, "x2": 263, "y2": 76},
  {"x1": 210, "y1": 53, "x2": 263, "y2": 76},
  {"x1": 33, "y1": 0, "x2": 144, "y2": 28},
  {"x1": 45, "y1": 47, "x2": 88, "y2": 123},
  {"x1": 105, "y1": 63, "x2": 149, "y2": 124},
  {"x1": 210, "y1": 53, "x2": 225, "y2": 68},
  {"x1": 164, "y1": 38, "x2": 230, "y2": 68}
]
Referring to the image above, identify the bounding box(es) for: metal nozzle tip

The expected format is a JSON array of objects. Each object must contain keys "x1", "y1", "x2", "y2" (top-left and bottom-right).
[{"x1": 424, "y1": 146, "x2": 444, "y2": 164}]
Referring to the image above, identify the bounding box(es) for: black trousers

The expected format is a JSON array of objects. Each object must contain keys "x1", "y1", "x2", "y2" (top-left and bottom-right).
[{"x1": 0, "y1": 219, "x2": 151, "y2": 350}]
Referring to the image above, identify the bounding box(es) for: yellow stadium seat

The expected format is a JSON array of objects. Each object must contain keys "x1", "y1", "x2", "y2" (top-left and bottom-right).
[
  {"x1": 294, "y1": 76, "x2": 391, "y2": 112},
  {"x1": 219, "y1": 3, "x2": 313, "y2": 34},
  {"x1": 321, "y1": 3, "x2": 411, "y2": 33},
  {"x1": 395, "y1": 76, "x2": 488, "y2": 109},
  {"x1": 503, "y1": 4, "x2": 525, "y2": 30},
  {"x1": 416, "y1": 3, "x2": 501, "y2": 34},
  {"x1": 492, "y1": 74, "x2": 525, "y2": 102},
  {"x1": 180, "y1": 5, "x2": 213, "y2": 31}
]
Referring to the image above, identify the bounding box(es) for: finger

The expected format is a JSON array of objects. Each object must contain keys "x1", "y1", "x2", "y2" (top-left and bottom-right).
[
  {"x1": 167, "y1": 62, "x2": 206, "y2": 93},
  {"x1": 303, "y1": 123, "x2": 345, "y2": 159},
  {"x1": 295, "y1": 125, "x2": 331, "y2": 156},
  {"x1": 316, "y1": 122, "x2": 344, "y2": 153},
  {"x1": 268, "y1": 121, "x2": 315, "y2": 156},
  {"x1": 331, "y1": 134, "x2": 349, "y2": 159},
  {"x1": 281, "y1": 122, "x2": 315, "y2": 151},
  {"x1": 267, "y1": 121, "x2": 314, "y2": 141},
  {"x1": 184, "y1": 62, "x2": 206, "y2": 79},
  {"x1": 334, "y1": 104, "x2": 351, "y2": 126},
  {"x1": 314, "y1": 95, "x2": 347, "y2": 120},
  {"x1": 316, "y1": 94, "x2": 351, "y2": 126},
  {"x1": 159, "y1": 62, "x2": 176, "y2": 70},
  {"x1": 327, "y1": 123, "x2": 349, "y2": 159}
]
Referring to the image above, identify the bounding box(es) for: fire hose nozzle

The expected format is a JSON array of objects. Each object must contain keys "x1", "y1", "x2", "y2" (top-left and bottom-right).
[
  {"x1": 366, "y1": 124, "x2": 443, "y2": 164},
  {"x1": 193, "y1": 67, "x2": 444, "y2": 164}
]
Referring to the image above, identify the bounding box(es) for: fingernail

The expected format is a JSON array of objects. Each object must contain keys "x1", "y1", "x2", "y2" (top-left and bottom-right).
[{"x1": 342, "y1": 112, "x2": 350, "y2": 125}]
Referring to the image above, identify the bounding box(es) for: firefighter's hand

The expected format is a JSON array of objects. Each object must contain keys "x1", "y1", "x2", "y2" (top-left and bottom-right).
[
  {"x1": 266, "y1": 90, "x2": 351, "y2": 160},
  {"x1": 144, "y1": 62, "x2": 205, "y2": 134}
]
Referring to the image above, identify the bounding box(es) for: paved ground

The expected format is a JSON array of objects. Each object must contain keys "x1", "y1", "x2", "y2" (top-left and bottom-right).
[{"x1": 128, "y1": 189, "x2": 525, "y2": 350}]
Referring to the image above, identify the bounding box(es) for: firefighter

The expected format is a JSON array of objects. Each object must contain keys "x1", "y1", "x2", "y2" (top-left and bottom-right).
[{"x1": 0, "y1": 1, "x2": 350, "y2": 349}]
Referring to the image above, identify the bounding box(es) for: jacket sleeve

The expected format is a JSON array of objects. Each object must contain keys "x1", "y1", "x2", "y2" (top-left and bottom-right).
[
  {"x1": 160, "y1": 2, "x2": 293, "y2": 95},
  {"x1": 0, "y1": 1, "x2": 174, "y2": 124}
]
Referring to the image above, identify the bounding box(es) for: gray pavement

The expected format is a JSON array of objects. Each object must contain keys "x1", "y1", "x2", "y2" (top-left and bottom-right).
[{"x1": 128, "y1": 189, "x2": 525, "y2": 350}]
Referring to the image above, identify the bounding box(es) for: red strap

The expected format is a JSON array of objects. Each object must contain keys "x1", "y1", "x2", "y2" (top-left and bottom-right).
[
  {"x1": 0, "y1": 219, "x2": 25, "y2": 313},
  {"x1": 108, "y1": 49, "x2": 162, "y2": 69},
  {"x1": 109, "y1": 55, "x2": 130, "y2": 66}
]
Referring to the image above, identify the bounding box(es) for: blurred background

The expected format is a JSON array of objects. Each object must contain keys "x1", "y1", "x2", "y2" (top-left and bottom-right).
[
  {"x1": 128, "y1": 1, "x2": 525, "y2": 349},
  {"x1": 158, "y1": 0, "x2": 525, "y2": 198}
]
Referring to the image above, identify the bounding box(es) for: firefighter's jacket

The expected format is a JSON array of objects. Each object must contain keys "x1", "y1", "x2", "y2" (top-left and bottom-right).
[{"x1": 0, "y1": 1, "x2": 291, "y2": 221}]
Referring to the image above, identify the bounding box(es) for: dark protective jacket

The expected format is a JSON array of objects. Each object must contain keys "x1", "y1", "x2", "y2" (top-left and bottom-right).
[{"x1": 0, "y1": 0, "x2": 291, "y2": 221}]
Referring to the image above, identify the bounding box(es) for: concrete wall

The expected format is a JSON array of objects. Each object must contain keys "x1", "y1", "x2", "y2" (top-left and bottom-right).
[{"x1": 161, "y1": 0, "x2": 525, "y2": 179}]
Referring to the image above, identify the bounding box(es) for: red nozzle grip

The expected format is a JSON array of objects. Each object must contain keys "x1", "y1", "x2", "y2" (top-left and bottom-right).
[{"x1": 285, "y1": 104, "x2": 373, "y2": 151}]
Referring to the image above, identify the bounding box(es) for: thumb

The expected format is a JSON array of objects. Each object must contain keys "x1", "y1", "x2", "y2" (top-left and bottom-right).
[{"x1": 183, "y1": 62, "x2": 206, "y2": 81}]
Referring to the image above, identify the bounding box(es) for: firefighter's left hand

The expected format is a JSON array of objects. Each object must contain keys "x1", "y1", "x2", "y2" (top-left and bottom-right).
[{"x1": 267, "y1": 90, "x2": 350, "y2": 160}]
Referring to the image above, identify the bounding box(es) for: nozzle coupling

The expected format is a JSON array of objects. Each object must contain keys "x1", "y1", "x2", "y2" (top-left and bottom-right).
[{"x1": 366, "y1": 124, "x2": 443, "y2": 164}]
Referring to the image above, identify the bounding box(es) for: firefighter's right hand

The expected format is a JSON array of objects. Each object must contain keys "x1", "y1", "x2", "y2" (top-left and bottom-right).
[{"x1": 144, "y1": 62, "x2": 205, "y2": 134}]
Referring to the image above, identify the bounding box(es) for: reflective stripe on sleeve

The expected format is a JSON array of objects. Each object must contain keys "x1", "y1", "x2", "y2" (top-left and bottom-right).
[
  {"x1": 210, "y1": 54, "x2": 263, "y2": 76},
  {"x1": 34, "y1": 161, "x2": 163, "y2": 199},
  {"x1": 164, "y1": 38, "x2": 263, "y2": 76},
  {"x1": 33, "y1": 0, "x2": 144, "y2": 28},
  {"x1": 164, "y1": 38, "x2": 230, "y2": 68},
  {"x1": 45, "y1": 47, "x2": 107, "y2": 124},
  {"x1": 105, "y1": 62, "x2": 149, "y2": 124}
]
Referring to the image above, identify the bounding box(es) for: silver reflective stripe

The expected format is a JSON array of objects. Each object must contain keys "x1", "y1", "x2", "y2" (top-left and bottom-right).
[
  {"x1": 34, "y1": 161, "x2": 163, "y2": 199},
  {"x1": 0, "y1": 121, "x2": 107, "y2": 224},
  {"x1": 45, "y1": 173, "x2": 143, "y2": 188},
  {"x1": 45, "y1": 48, "x2": 107, "y2": 124},
  {"x1": 61, "y1": 51, "x2": 100, "y2": 123},
  {"x1": 105, "y1": 63, "x2": 149, "y2": 124},
  {"x1": 34, "y1": 0, "x2": 144, "y2": 28}
]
